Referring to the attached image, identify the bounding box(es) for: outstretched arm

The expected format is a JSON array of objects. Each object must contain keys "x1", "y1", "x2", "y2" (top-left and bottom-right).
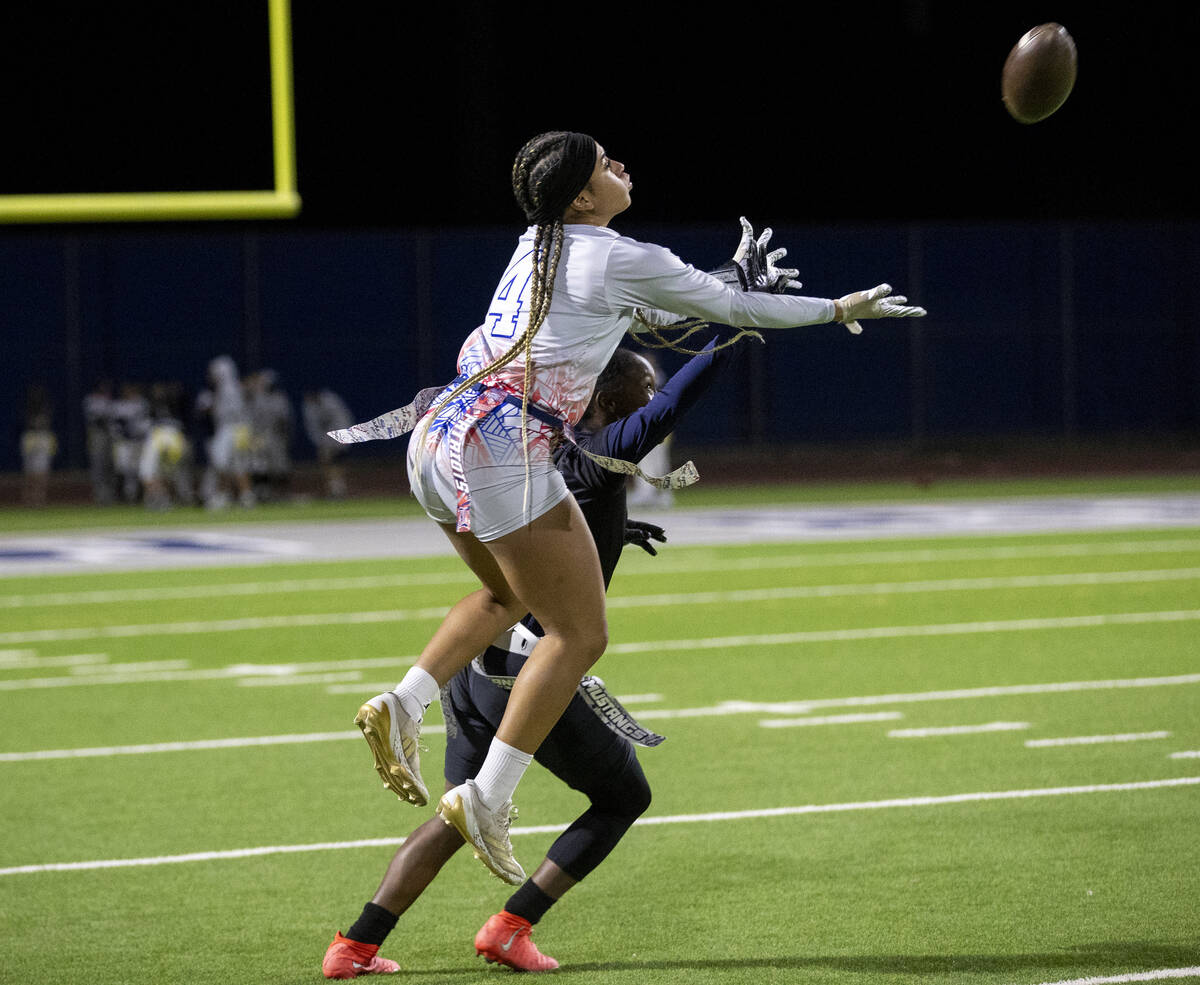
[{"x1": 613, "y1": 235, "x2": 924, "y2": 333}]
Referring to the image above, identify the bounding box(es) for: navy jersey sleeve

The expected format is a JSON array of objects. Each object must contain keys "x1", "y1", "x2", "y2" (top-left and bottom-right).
[{"x1": 575, "y1": 335, "x2": 739, "y2": 494}]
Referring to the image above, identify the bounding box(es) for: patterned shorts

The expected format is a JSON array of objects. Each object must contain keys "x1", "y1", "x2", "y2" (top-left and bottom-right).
[{"x1": 406, "y1": 394, "x2": 568, "y2": 542}]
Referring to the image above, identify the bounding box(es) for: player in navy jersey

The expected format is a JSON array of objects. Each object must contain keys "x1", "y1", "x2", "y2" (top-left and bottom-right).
[{"x1": 323, "y1": 334, "x2": 742, "y2": 977}]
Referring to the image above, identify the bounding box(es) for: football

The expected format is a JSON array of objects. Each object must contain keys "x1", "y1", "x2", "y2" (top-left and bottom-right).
[{"x1": 1001, "y1": 22, "x2": 1078, "y2": 124}]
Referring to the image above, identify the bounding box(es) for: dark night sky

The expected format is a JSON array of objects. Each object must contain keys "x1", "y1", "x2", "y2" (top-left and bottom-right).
[{"x1": 3, "y1": 1, "x2": 1199, "y2": 229}]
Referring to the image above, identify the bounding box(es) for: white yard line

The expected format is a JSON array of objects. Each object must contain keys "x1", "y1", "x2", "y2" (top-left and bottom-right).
[
  {"x1": 758, "y1": 712, "x2": 903, "y2": 728},
  {"x1": 6, "y1": 562, "x2": 1200, "y2": 616},
  {"x1": 3, "y1": 672, "x2": 1196, "y2": 761},
  {"x1": 0, "y1": 732, "x2": 360, "y2": 760},
  {"x1": 0, "y1": 654, "x2": 418, "y2": 691},
  {"x1": 606, "y1": 568, "x2": 1200, "y2": 611},
  {"x1": 0, "y1": 572, "x2": 475, "y2": 608},
  {"x1": 5, "y1": 594, "x2": 1200, "y2": 649},
  {"x1": 1025, "y1": 732, "x2": 1171, "y2": 747},
  {"x1": 889, "y1": 722, "x2": 1031, "y2": 738},
  {"x1": 3, "y1": 776, "x2": 1197, "y2": 877},
  {"x1": 1169, "y1": 751, "x2": 1200, "y2": 759},
  {"x1": 693, "y1": 673, "x2": 1200, "y2": 716},
  {"x1": 0, "y1": 652, "x2": 109, "y2": 668},
  {"x1": 1021, "y1": 968, "x2": 1200, "y2": 984},
  {"x1": 610, "y1": 610, "x2": 1200, "y2": 655},
  {"x1": 0, "y1": 608, "x2": 449, "y2": 646}
]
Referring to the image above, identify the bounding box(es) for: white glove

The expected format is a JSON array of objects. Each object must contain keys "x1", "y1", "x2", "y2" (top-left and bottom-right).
[
  {"x1": 761, "y1": 241, "x2": 802, "y2": 294},
  {"x1": 709, "y1": 217, "x2": 803, "y2": 293},
  {"x1": 835, "y1": 283, "x2": 926, "y2": 335}
]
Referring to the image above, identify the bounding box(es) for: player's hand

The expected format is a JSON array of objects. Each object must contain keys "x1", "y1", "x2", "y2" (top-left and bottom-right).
[
  {"x1": 761, "y1": 241, "x2": 801, "y2": 294},
  {"x1": 733, "y1": 217, "x2": 801, "y2": 294},
  {"x1": 624, "y1": 518, "x2": 667, "y2": 556},
  {"x1": 709, "y1": 217, "x2": 801, "y2": 294},
  {"x1": 835, "y1": 284, "x2": 926, "y2": 334}
]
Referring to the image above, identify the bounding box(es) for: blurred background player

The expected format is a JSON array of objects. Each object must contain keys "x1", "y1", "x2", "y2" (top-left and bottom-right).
[
  {"x1": 138, "y1": 382, "x2": 194, "y2": 510},
  {"x1": 194, "y1": 355, "x2": 255, "y2": 509},
  {"x1": 109, "y1": 382, "x2": 151, "y2": 503},
  {"x1": 324, "y1": 329, "x2": 754, "y2": 977},
  {"x1": 303, "y1": 387, "x2": 354, "y2": 498},
  {"x1": 247, "y1": 368, "x2": 295, "y2": 501},
  {"x1": 20, "y1": 387, "x2": 57, "y2": 507},
  {"x1": 82, "y1": 379, "x2": 117, "y2": 505}
]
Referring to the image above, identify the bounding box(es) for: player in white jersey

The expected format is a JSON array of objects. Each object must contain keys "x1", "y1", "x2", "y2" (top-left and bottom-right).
[{"x1": 354, "y1": 130, "x2": 926, "y2": 885}]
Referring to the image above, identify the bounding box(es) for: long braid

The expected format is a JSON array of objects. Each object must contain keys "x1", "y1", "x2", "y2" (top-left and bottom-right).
[
  {"x1": 418, "y1": 135, "x2": 567, "y2": 427},
  {"x1": 631, "y1": 312, "x2": 764, "y2": 355},
  {"x1": 410, "y1": 215, "x2": 564, "y2": 523}
]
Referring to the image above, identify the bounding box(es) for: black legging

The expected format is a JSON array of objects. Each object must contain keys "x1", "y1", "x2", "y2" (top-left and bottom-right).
[{"x1": 443, "y1": 646, "x2": 653, "y2": 880}]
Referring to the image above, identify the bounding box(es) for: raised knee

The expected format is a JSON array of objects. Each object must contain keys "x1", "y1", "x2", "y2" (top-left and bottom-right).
[
  {"x1": 591, "y1": 621, "x2": 609, "y2": 658},
  {"x1": 628, "y1": 773, "x2": 652, "y2": 818},
  {"x1": 561, "y1": 619, "x2": 607, "y2": 664}
]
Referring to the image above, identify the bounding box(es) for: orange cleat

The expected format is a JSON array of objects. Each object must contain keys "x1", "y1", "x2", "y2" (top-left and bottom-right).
[
  {"x1": 474, "y1": 911, "x2": 559, "y2": 972},
  {"x1": 322, "y1": 931, "x2": 400, "y2": 979}
]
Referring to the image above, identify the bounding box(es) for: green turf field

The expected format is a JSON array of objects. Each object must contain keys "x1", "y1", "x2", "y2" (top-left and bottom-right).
[{"x1": 1, "y1": 488, "x2": 1198, "y2": 984}]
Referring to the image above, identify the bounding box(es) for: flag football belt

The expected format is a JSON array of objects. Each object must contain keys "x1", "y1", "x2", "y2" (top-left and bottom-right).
[
  {"x1": 325, "y1": 375, "x2": 700, "y2": 531},
  {"x1": 469, "y1": 625, "x2": 666, "y2": 748}
]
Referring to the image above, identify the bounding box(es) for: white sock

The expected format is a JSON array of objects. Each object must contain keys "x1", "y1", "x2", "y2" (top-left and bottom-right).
[
  {"x1": 391, "y1": 667, "x2": 440, "y2": 723},
  {"x1": 472, "y1": 738, "x2": 533, "y2": 810}
]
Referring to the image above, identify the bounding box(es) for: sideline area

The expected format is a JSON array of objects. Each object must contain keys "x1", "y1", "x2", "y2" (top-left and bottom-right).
[{"x1": 3, "y1": 491, "x2": 1200, "y2": 575}]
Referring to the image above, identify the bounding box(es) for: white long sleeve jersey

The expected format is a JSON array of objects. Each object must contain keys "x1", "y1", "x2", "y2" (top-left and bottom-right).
[{"x1": 457, "y1": 224, "x2": 837, "y2": 426}]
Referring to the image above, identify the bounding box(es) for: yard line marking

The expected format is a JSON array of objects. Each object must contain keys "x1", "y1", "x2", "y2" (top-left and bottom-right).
[
  {"x1": 607, "y1": 693, "x2": 663, "y2": 705},
  {"x1": 0, "y1": 652, "x2": 109, "y2": 669},
  {"x1": 237, "y1": 671, "x2": 364, "y2": 687},
  {"x1": 689, "y1": 673, "x2": 1200, "y2": 717},
  {"x1": 6, "y1": 598, "x2": 1200, "y2": 649},
  {"x1": 70, "y1": 660, "x2": 188, "y2": 675},
  {"x1": 759, "y1": 712, "x2": 903, "y2": 728},
  {"x1": 610, "y1": 610, "x2": 1200, "y2": 655},
  {"x1": 889, "y1": 722, "x2": 1031, "y2": 737},
  {"x1": 3, "y1": 669, "x2": 1192, "y2": 762},
  {"x1": 0, "y1": 608, "x2": 449, "y2": 645},
  {"x1": 4, "y1": 776, "x2": 1197, "y2": 876},
  {"x1": 1022, "y1": 967, "x2": 1200, "y2": 984},
  {"x1": 1170, "y1": 751, "x2": 1200, "y2": 759},
  {"x1": 0, "y1": 649, "x2": 37, "y2": 662},
  {"x1": 607, "y1": 568, "x2": 1200, "y2": 611},
  {"x1": 8, "y1": 538, "x2": 1200, "y2": 609},
  {"x1": 0, "y1": 655, "x2": 416, "y2": 692},
  {"x1": 6, "y1": 568, "x2": 1200, "y2": 644},
  {"x1": 0, "y1": 725, "x2": 448, "y2": 762},
  {"x1": 1025, "y1": 731, "x2": 1171, "y2": 747},
  {"x1": 0, "y1": 572, "x2": 476, "y2": 608}
]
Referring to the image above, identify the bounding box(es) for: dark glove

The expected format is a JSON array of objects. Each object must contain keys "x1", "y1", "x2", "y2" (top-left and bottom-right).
[{"x1": 624, "y1": 518, "x2": 667, "y2": 556}]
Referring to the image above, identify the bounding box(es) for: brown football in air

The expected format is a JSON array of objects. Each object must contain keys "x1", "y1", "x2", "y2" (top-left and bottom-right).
[{"x1": 1001, "y1": 23, "x2": 1078, "y2": 123}]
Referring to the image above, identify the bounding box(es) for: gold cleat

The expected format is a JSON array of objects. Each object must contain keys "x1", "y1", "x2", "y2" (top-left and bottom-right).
[
  {"x1": 437, "y1": 780, "x2": 525, "y2": 885},
  {"x1": 354, "y1": 692, "x2": 428, "y2": 807}
]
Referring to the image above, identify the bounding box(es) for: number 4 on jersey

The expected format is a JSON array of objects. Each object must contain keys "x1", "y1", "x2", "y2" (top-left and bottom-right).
[{"x1": 487, "y1": 258, "x2": 533, "y2": 340}]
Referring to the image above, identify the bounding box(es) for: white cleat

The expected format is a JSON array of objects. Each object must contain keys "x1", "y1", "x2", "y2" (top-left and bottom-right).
[
  {"x1": 354, "y1": 692, "x2": 428, "y2": 807},
  {"x1": 437, "y1": 780, "x2": 525, "y2": 885}
]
